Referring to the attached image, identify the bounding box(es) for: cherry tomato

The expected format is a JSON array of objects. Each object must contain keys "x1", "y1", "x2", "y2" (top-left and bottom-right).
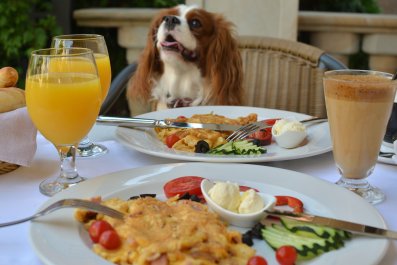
[
  {"x1": 163, "y1": 176, "x2": 205, "y2": 198},
  {"x1": 99, "y1": 230, "x2": 121, "y2": 250},
  {"x1": 275, "y1": 245, "x2": 297, "y2": 265},
  {"x1": 247, "y1": 256, "x2": 268, "y2": 265},
  {"x1": 165, "y1": 133, "x2": 181, "y2": 148},
  {"x1": 249, "y1": 128, "x2": 272, "y2": 146},
  {"x1": 88, "y1": 220, "x2": 114, "y2": 243}
]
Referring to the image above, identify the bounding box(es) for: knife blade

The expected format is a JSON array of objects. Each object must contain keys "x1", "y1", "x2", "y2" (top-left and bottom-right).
[
  {"x1": 265, "y1": 209, "x2": 397, "y2": 240},
  {"x1": 96, "y1": 116, "x2": 242, "y2": 131}
]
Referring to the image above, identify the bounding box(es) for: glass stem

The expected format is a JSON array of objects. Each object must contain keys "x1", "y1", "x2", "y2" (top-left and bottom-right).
[{"x1": 57, "y1": 145, "x2": 79, "y2": 179}]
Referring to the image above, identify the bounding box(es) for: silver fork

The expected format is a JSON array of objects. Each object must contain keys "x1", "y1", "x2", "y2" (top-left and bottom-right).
[
  {"x1": 0, "y1": 199, "x2": 124, "y2": 227},
  {"x1": 226, "y1": 117, "x2": 327, "y2": 142}
]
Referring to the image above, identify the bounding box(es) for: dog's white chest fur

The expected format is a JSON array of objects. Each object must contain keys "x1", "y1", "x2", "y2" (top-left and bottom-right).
[{"x1": 151, "y1": 61, "x2": 206, "y2": 109}]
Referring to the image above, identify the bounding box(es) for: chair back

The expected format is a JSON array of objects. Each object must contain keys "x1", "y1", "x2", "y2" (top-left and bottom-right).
[{"x1": 238, "y1": 36, "x2": 346, "y2": 117}]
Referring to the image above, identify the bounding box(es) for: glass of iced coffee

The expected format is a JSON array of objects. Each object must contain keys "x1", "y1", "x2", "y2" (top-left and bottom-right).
[{"x1": 323, "y1": 70, "x2": 397, "y2": 204}]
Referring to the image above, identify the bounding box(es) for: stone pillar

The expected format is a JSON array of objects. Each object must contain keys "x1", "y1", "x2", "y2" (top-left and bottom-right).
[
  {"x1": 186, "y1": 0, "x2": 299, "y2": 40},
  {"x1": 363, "y1": 34, "x2": 397, "y2": 74},
  {"x1": 310, "y1": 32, "x2": 360, "y2": 66}
]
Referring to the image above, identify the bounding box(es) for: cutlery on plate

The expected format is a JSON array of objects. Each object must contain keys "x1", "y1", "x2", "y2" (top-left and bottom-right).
[
  {"x1": 96, "y1": 116, "x2": 242, "y2": 131},
  {"x1": 0, "y1": 199, "x2": 124, "y2": 227},
  {"x1": 265, "y1": 209, "x2": 397, "y2": 240},
  {"x1": 97, "y1": 116, "x2": 327, "y2": 134},
  {"x1": 226, "y1": 117, "x2": 327, "y2": 142}
]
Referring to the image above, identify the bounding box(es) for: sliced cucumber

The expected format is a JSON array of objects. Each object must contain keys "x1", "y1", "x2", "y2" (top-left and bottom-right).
[
  {"x1": 209, "y1": 140, "x2": 265, "y2": 155},
  {"x1": 261, "y1": 221, "x2": 350, "y2": 260}
]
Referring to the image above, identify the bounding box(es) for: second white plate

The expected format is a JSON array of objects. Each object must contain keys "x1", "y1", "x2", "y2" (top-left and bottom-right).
[{"x1": 115, "y1": 106, "x2": 332, "y2": 163}]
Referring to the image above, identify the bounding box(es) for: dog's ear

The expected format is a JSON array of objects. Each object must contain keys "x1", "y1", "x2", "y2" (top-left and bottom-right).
[
  {"x1": 127, "y1": 10, "x2": 166, "y2": 103},
  {"x1": 205, "y1": 15, "x2": 243, "y2": 106}
]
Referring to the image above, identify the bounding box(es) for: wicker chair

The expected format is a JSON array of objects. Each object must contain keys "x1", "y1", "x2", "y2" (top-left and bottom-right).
[
  {"x1": 238, "y1": 36, "x2": 346, "y2": 117},
  {"x1": 101, "y1": 36, "x2": 346, "y2": 117}
]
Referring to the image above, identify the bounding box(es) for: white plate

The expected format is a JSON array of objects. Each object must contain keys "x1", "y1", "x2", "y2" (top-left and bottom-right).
[
  {"x1": 115, "y1": 106, "x2": 332, "y2": 162},
  {"x1": 30, "y1": 163, "x2": 388, "y2": 265}
]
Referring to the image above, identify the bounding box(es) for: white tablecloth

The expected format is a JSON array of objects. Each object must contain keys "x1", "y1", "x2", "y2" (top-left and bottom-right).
[{"x1": 0, "y1": 125, "x2": 396, "y2": 264}]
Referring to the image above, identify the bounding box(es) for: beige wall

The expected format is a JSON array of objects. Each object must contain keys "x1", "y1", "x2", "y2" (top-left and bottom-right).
[
  {"x1": 378, "y1": 0, "x2": 397, "y2": 14},
  {"x1": 186, "y1": 0, "x2": 299, "y2": 40}
]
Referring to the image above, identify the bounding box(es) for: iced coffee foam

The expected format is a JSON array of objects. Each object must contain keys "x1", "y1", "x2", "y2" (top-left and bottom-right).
[{"x1": 324, "y1": 75, "x2": 395, "y2": 102}]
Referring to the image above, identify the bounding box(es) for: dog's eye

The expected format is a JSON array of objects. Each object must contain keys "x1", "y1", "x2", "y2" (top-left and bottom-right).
[{"x1": 189, "y1": 19, "x2": 201, "y2": 29}]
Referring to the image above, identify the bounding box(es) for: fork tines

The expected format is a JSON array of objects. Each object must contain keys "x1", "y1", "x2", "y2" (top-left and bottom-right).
[{"x1": 226, "y1": 122, "x2": 263, "y2": 142}]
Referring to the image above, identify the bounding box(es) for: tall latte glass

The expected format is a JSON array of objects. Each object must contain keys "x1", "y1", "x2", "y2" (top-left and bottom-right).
[{"x1": 323, "y1": 70, "x2": 397, "y2": 204}]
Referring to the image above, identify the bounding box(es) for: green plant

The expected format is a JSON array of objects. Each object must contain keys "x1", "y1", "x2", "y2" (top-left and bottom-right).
[{"x1": 0, "y1": 0, "x2": 62, "y2": 87}]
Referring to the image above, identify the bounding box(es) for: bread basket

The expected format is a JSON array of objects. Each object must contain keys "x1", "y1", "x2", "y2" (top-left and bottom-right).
[
  {"x1": 0, "y1": 161, "x2": 19, "y2": 174},
  {"x1": 0, "y1": 67, "x2": 25, "y2": 174}
]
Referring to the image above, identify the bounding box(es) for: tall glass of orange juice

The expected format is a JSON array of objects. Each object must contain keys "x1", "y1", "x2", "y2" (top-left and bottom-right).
[
  {"x1": 52, "y1": 34, "x2": 111, "y2": 157},
  {"x1": 26, "y1": 48, "x2": 102, "y2": 196}
]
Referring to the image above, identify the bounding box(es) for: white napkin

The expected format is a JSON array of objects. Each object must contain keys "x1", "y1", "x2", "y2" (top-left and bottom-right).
[{"x1": 0, "y1": 107, "x2": 37, "y2": 166}]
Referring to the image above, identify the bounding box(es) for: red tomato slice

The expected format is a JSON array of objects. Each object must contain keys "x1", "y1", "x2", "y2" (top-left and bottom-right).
[
  {"x1": 163, "y1": 176, "x2": 205, "y2": 198},
  {"x1": 165, "y1": 133, "x2": 181, "y2": 148},
  {"x1": 275, "y1": 195, "x2": 304, "y2": 213},
  {"x1": 239, "y1": 185, "x2": 259, "y2": 192},
  {"x1": 264, "y1": 118, "x2": 280, "y2": 126}
]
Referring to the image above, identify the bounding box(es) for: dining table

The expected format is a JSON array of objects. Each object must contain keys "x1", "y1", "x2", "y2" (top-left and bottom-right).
[{"x1": 0, "y1": 123, "x2": 396, "y2": 265}]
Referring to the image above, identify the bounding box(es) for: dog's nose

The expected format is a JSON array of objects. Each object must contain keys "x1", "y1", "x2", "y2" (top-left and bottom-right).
[{"x1": 163, "y1": 16, "x2": 181, "y2": 30}]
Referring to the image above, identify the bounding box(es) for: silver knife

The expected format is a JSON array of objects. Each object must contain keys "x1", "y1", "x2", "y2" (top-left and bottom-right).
[
  {"x1": 265, "y1": 209, "x2": 397, "y2": 240},
  {"x1": 96, "y1": 116, "x2": 243, "y2": 131}
]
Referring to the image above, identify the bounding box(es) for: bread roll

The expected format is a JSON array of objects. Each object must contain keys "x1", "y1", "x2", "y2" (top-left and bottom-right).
[
  {"x1": 0, "y1": 87, "x2": 25, "y2": 113},
  {"x1": 0, "y1": 67, "x2": 18, "y2": 88}
]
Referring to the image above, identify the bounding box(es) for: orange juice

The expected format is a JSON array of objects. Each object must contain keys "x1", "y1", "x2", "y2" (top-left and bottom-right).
[
  {"x1": 48, "y1": 54, "x2": 111, "y2": 101},
  {"x1": 94, "y1": 53, "x2": 111, "y2": 101},
  {"x1": 26, "y1": 72, "x2": 101, "y2": 145},
  {"x1": 48, "y1": 57, "x2": 97, "y2": 74}
]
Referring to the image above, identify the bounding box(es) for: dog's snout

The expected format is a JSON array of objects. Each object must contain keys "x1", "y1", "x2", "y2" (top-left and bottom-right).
[{"x1": 163, "y1": 15, "x2": 180, "y2": 30}]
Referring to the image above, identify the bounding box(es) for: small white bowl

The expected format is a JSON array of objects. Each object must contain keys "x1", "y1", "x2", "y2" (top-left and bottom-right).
[
  {"x1": 272, "y1": 127, "x2": 307, "y2": 149},
  {"x1": 201, "y1": 179, "x2": 276, "y2": 228}
]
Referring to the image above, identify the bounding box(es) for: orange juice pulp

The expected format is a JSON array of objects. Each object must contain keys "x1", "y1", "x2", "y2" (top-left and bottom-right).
[
  {"x1": 26, "y1": 73, "x2": 101, "y2": 145},
  {"x1": 94, "y1": 53, "x2": 111, "y2": 101}
]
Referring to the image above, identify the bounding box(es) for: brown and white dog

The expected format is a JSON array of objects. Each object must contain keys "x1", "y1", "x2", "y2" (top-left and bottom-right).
[{"x1": 127, "y1": 4, "x2": 243, "y2": 116}]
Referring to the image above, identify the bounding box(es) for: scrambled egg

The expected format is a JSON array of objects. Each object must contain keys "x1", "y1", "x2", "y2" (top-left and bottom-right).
[
  {"x1": 155, "y1": 113, "x2": 258, "y2": 152},
  {"x1": 75, "y1": 197, "x2": 255, "y2": 265}
]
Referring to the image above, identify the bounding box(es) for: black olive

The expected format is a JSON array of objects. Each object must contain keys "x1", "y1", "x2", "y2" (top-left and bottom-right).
[
  {"x1": 177, "y1": 192, "x2": 202, "y2": 202},
  {"x1": 242, "y1": 231, "x2": 254, "y2": 246},
  {"x1": 139, "y1": 193, "x2": 156, "y2": 198},
  {"x1": 178, "y1": 192, "x2": 191, "y2": 200},
  {"x1": 251, "y1": 223, "x2": 265, "y2": 239},
  {"x1": 195, "y1": 140, "x2": 210, "y2": 153},
  {"x1": 189, "y1": 194, "x2": 201, "y2": 202},
  {"x1": 129, "y1": 194, "x2": 156, "y2": 200}
]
